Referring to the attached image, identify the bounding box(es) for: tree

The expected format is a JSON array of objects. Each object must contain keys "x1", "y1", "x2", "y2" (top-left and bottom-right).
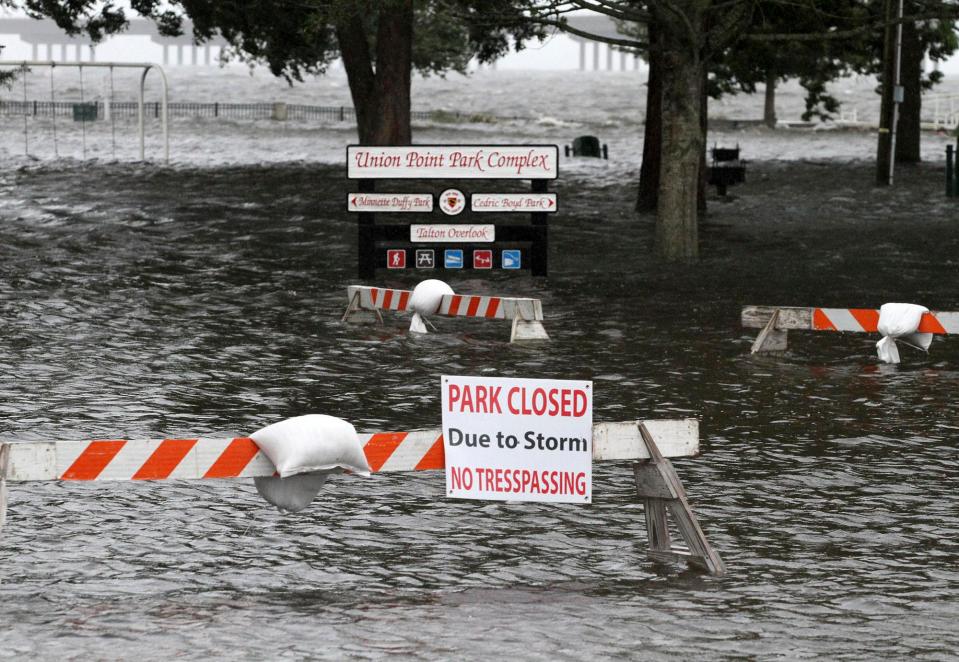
[{"x1": 9, "y1": 0, "x2": 544, "y2": 145}]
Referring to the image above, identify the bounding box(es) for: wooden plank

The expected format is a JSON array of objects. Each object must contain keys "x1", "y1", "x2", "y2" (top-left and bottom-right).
[
  {"x1": 638, "y1": 424, "x2": 727, "y2": 576},
  {"x1": 750, "y1": 309, "x2": 788, "y2": 353},
  {"x1": 3, "y1": 419, "x2": 699, "y2": 482},
  {"x1": 634, "y1": 464, "x2": 677, "y2": 499},
  {"x1": 741, "y1": 306, "x2": 813, "y2": 330},
  {"x1": 643, "y1": 498, "x2": 672, "y2": 552},
  {"x1": 593, "y1": 419, "x2": 698, "y2": 461},
  {"x1": 0, "y1": 443, "x2": 8, "y2": 532}
]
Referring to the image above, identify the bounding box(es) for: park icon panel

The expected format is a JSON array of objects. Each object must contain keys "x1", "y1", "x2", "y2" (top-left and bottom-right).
[{"x1": 347, "y1": 145, "x2": 558, "y2": 277}]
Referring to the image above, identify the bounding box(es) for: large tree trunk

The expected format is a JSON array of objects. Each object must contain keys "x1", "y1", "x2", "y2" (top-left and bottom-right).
[
  {"x1": 895, "y1": 17, "x2": 921, "y2": 163},
  {"x1": 656, "y1": 13, "x2": 704, "y2": 262},
  {"x1": 764, "y1": 68, "x2": 777, "y2": 129},
  {"x1": 336, "y1": 1, "x2": 413, "y2": 145},
  {"x1": 636, "y1": 19, "x2": 662, "y2": 212}
]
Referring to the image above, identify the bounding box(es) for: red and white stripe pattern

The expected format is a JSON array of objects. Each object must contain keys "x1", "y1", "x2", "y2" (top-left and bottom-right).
[
  {"x1": 349, "y1": 286, "x2": 412, "y2": 312},
  {"x1": 347, "y1": 286, "x2": 543, "y2": 321},
  {"x1": 3, "y1": 420, "x2": 698, "y2": 482},
  {"x1": 812, "y1": 308, "x2": 959, "y2": 334}
]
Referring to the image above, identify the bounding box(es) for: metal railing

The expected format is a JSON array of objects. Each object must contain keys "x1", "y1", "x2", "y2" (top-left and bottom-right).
[{"x1": 0, "y1": 99, "x2": 509, "y2": 123}]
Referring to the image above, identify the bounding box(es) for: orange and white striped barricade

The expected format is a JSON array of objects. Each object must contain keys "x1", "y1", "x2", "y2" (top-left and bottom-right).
[
  {"x1": 742, "y1": 305, "x2": 959, "y2": 354},
  {"x1": 342, "y1": 285, "x2": 548, "y2": 342},
  {"x1": 0, "y1": 418, "x2": 724, "y2": 575}
]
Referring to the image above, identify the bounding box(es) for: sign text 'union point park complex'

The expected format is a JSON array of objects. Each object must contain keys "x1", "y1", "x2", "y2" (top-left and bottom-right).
[{"x1": 346, "y1": 144, "x2": 559, "y2": 278}]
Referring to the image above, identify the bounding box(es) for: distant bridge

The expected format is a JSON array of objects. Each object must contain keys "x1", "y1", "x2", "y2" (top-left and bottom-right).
[
  {"x1": 0, "y1": 17, "x2": 227, "y2": 65},
  {"x1": 0, "y1": 14, "x2": 643, "y2": 70}
]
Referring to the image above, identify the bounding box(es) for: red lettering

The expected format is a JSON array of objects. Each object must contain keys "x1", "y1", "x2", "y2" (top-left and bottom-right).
[
  {"x1": 574, "y1": 389, "x2": 587, "y2": 417},
  {"x1": 448, "y1": 384, "x2": 460, "y2": 412}
]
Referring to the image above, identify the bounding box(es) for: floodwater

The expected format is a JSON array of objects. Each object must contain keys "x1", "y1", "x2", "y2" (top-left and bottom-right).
[{"x1": 1, "y1": 155, "x2": 958, "y2": 660}]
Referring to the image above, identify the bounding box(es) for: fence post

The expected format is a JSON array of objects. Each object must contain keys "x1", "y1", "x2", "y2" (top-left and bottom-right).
[
  {"x1": 948, "y1": 145, "x2": 956, "y2": 198},
  {"x1": 339, "y1": 106, "x2": 345, "y2": 121},
  {"x1": 33, "y1": 100, "x2": 37, "y2": 116}
]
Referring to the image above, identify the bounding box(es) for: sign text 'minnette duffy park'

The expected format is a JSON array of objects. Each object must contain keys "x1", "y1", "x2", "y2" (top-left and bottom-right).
[{"x1": 347, "y1": 146, "x2": 559, "y2": 179}]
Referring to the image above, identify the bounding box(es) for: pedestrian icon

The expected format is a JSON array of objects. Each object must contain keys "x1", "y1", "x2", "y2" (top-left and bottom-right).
[
  {"x1": 444, "y1": 249, "x2": 464, "y2": 269},
  {"x1": 416, "y1": 249, "x2": 435, "y2": 269},
  {"x1": 473, "y1": 249, "x2": 493, "y2": 269},
  {"x1": 387, "y1": 249, "x2": 406, "y2": 269},
  {"x1": 501, "y1": 249, "x2": 521, "y2": 270}
]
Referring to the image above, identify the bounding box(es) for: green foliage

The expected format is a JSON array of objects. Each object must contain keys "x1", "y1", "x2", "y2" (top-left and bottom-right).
[{"x1": 7, "y1": 0, "x2": 545, "y2": 82}]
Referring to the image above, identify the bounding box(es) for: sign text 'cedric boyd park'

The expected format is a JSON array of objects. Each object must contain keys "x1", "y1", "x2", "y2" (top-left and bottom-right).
[
  {"x1": 347, "y1": 145, "x2": 559, "y2": 279},
  {"x1": 442, "y1": 375, "x2": 593, "y2": 504}
]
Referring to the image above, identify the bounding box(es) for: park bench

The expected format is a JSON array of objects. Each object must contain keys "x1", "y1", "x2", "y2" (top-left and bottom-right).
[
  {"x1": 707, "y1": 143, "x2": 746, "y2": 196},
  {"x1": 564, "y1": 135, "x2": 608, "y2": 159}
]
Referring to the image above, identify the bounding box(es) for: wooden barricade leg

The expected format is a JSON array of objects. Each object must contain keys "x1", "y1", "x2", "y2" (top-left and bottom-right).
[
  {"x1": 341, "y1": 291, "x2": 383, "y2": 325},
  {"x1": 0, "y1": 443, "x2": 9, "y2": 534},
  {"x1": 510, "y1": 316, "x2": 549, "y2": 342},
  {"x1": 750, "y1": 308, "x2": 788, "y2": 354},
  {"x1": 634, "y1": 424, "x2": 726, "y2": 576}
]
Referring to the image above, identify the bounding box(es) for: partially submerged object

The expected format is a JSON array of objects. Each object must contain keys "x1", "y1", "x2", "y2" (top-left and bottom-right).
[
  {"x1": 743, "y1": 304, "x2": 956, "y2": 361},
  {"x1": 343, "y1": 283, "x2": 549, "y2": 342}
]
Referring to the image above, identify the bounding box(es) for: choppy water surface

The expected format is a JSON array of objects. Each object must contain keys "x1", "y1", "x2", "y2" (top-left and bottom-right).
[{"x1": 1, "y1": 160, "x2": 958, "y2": 660}]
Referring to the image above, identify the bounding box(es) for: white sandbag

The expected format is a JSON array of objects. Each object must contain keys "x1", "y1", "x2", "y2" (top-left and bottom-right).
[
  {"x1": 409, "y1": 312, "x2": 428, "y2": 334},
  {"x1": 409, "y1": 279, "x2": 453, "y2": 333},
  {"x1": 250, "y1": 414, "x2": 371, "y2": 478},
  {"x1": 254, "y1": 472, "x2": 331, "y2": 513},
  {"x1": 875, "y1": 303, "x2": 932, "y2": 364}
]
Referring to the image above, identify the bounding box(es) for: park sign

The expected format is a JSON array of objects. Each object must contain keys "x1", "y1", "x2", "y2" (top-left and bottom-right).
[
  {"x1": 347, "y1": 145, "x2": 558, "y2": 179},
  {"x1": 442, "y1": 375, "x2": 593, "y2": 504},
  {"x1": 347, "y1": 144, "x2": 558, "y2": 277},
  {"x1": 471, "y1": 193, "x2": 557, "y2": 213},
  {"x1": 348, "y1": 193, "x2": 433, "y2": 213}
]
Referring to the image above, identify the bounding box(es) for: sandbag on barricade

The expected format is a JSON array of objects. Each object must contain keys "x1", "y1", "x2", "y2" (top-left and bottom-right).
[
  {"x1": 250, "y1": 415, "x2": 371, "y2": 512},
  {"x1": 409, "y1": 279, "x2": 454, "y2": 334},
  {"x1": 876, "y1": 303, "x2": 934, "y2": 364}
]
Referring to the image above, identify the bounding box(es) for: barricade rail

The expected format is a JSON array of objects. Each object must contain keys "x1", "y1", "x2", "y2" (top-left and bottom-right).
[
  {"x1": 742, "y1": 305, "x2": 959, "y2": 354},
  {"x1": 343, "y1": 285, "x2": 548, "y2": 342},
  {"x1": 0, "y1": 419, "x2": 725, "y2": 574}
]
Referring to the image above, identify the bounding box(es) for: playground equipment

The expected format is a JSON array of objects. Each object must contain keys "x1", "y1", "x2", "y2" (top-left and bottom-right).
[
  {"x1": 743, "y1": 305, "x2": 959, "y2": 355},
  {"x1": 0, "y1": 60, "x2": 169, "y2": 163},
  {"x1": 342, "y1": 284, "x2": 549, "y2": 342},
  {"x1": 0, "y1": 418, "x2": 724, "y2": 575}
]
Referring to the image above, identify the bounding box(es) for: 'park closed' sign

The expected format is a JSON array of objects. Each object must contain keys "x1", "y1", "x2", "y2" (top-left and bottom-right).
[{"x1": 441, "y1": 375, "x2": 593, "y2": 504}]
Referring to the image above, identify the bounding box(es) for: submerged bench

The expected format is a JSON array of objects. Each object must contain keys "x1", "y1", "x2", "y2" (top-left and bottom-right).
[
  {"x1": 707, "y1": 144, "x2": 746, "y2": 196},
  {"x1": 342, "y1": 285, "x2": 549, "y2": 342},
  {"x1": 0, "y1": 418, "x2": 724, "y2": 575},
  {"x1": 743, "y1": 305, "x2": 959, "y2": 354}
]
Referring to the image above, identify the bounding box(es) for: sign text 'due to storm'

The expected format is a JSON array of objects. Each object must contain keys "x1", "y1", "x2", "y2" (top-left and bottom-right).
[{"x1": 347, "y1": 145, "x2": 559, "y2": 179}]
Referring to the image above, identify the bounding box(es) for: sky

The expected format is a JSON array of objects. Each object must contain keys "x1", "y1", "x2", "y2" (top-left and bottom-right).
[{"x1": 0, "y1": 12, "x2": 958, "y2": 76}]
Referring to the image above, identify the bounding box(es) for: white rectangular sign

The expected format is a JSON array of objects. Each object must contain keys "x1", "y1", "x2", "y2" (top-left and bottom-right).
[
  {"x1": 471, "y1": 193, "x2": 557, "y2": 213},
  {"x1": 347, "y1": 193, "x2": 433, "y2": 212},
  {"x1": 411, "y1": 224, "x2": 495, "y2": 243},
  {"x1": 442, "y1": 375, "x2": 593, "y2": 504},
  {"x1": 347, "y1": 145, "x2": 559, "y2": 179}
]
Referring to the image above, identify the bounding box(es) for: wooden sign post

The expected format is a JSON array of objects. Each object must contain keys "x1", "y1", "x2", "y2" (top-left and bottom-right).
[{"x1": 347, "y1": 145, "x2": 558, "y2": 279}]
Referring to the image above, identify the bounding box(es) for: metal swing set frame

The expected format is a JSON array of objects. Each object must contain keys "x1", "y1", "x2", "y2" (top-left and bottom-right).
[{"x1": 1, "y1": 60, "x2": 169, "y2": 163}]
